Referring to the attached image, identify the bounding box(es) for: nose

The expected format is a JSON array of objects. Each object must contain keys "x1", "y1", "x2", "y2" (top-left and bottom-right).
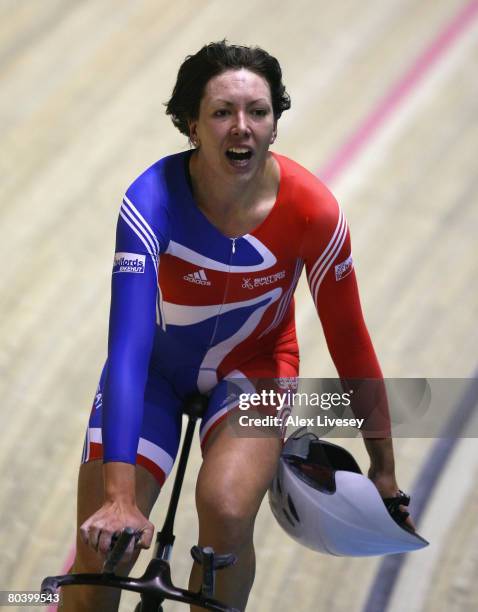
[{"x1": 231, "y1": 111, "x2": 250, "y2": 137}]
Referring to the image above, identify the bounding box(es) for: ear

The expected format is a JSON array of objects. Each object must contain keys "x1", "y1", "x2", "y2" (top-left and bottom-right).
[
  {"x1": 270, "y1": 121, "x2": 278, "y2": 145},
  {"x1": 188, "y1": 120, "x2": 200, "y2": 147}
]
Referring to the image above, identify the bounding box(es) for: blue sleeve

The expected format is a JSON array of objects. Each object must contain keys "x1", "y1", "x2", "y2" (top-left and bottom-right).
[{"x1": 102, "y1": 180, "x2": 169, "y2": 465}]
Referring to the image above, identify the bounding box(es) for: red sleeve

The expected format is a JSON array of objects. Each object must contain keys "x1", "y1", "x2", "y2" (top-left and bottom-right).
[{"x1": 301, "y1": 190, "x2": 391, "y2": 436}]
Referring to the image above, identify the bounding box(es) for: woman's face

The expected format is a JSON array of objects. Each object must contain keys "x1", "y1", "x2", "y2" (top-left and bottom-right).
[{"x1": 189, "y1": 68, "x2": 277, "y2": 178}]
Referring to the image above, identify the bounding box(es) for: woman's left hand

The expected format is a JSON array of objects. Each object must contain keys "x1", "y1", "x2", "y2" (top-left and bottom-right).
[{"x1": 368, "y1": 469, "x2": 416, "y2": 532}]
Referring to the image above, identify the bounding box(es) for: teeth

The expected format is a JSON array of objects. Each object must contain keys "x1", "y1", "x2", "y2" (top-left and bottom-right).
[{"x1": 228, "y1": 147, "x2": 250, "y2": 153}]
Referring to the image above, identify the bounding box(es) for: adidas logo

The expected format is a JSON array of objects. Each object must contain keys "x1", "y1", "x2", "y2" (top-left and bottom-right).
[{"x1": 183, "y1": 269, "x2": 211, "y2": 286}]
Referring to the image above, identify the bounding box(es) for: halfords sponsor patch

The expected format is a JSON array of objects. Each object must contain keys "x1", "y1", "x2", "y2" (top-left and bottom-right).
[
  {"x1": 335, "y1": 254, "x2": 353, "y2": 281},
  {"x1": 113, "y1": 252, "x2": 146, "y2": 274}
]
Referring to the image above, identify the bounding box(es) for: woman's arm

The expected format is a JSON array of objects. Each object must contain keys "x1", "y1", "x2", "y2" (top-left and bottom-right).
[
  {"x1": 302, "y1": 194, "x2": 398, "y2": 485},
  {"x1": 81, "y1": 193, "x2": 163, "y2": 556}
]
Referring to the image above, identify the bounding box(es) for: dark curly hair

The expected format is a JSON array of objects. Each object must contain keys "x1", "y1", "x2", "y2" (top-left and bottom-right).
[{"x1": 166, "y1": 40, "x2": 291, "y2": 138}]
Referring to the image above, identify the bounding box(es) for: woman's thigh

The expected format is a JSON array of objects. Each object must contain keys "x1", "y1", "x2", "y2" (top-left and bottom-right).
[
  {"x1": 199, "y1": 353, "x2": 298, "y2": 453},
  {"x1": 81, "y1": 362, "x2": 184, "y2": 487},
  {"x1": 197, "y1": 421, "x2": 283, "y2": 524},
  {"x1": 196, "y1": 355, "x2": 298, "y2": 534}
]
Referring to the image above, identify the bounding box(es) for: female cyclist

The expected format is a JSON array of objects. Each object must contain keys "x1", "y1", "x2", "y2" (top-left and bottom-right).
[{"x1": 66, "y1": 40, "x2": 413, "y2": 611}]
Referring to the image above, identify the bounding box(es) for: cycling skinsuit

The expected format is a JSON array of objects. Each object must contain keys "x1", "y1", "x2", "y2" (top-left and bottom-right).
[{"x1": 81, "y1": 151, "x2": 383, "y2": 485}]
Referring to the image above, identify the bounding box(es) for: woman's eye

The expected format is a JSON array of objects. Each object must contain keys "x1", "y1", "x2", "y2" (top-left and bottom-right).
[
  {"x1": 252, "y1": 109, "x2": 268, "y2": 117},
  {"x1": 214, "y1": 109, "x2": 229, "y2": 117}
]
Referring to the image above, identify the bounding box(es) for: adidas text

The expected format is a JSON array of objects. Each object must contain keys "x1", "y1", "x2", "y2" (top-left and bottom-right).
[{"x1": 183, "y1": 269, "x2": 211, "y2": 286}]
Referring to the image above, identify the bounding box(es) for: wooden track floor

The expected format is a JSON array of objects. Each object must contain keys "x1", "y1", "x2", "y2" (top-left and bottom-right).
[{"x1": 1, "y1": 1, "x2": 477, "y2": 610}]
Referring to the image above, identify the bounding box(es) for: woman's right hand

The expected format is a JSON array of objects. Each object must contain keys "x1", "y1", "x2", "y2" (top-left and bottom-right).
[
  {"x1": 80, "y1": 498, "x2": 155, "y2": 559},
  {"x1": 80, "y1": 461, "x2": 155, "y2": 560}
]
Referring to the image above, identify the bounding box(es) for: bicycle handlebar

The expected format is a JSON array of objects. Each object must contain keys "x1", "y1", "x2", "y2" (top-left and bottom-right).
[
  {"x1": 103, "y1": 527, "x2": 138, "y2": 574},
  {"x1": 41, "y1": 533, "x2": 239, "y2": 612},
  {"x1": 41, "y1": 396, "x2": 239, "y2": 611},
  {"x1": 191, "y1": 546, "x2": 237, "y2": 598},
  {"x1": 41, "y1": 558, "x2": 238, "y2": 612}
]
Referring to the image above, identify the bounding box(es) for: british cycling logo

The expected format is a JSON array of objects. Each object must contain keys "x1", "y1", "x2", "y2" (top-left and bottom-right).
[
  {"x1": 113, "y1": 252, "x2": 146, "y2": 274},
  {"x1": 242, "y1": 270, "x2": 285, "y2": 289}
]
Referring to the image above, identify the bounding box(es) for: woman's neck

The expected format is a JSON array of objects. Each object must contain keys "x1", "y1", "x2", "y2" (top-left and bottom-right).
[{"x1": 188, "y1": 150, "x2": 276, "y2": 217}]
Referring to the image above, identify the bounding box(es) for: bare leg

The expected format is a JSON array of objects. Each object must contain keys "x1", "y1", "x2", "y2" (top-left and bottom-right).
[
  {"x1": 61, "y1": 460, "x2": 160, "y2": 612},
  {"x1": 189, "y1": 424, "x2": 282, "y2": 611}
]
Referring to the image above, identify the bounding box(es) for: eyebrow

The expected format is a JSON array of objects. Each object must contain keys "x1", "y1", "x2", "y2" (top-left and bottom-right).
[{"x1": 212, "y1": 98, "x2": 271, "y2": 106}]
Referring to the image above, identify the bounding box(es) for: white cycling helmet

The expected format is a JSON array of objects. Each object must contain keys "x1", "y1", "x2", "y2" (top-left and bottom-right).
[{"x1": 269, "y1": 429, "x2": 429, "y2": 556}]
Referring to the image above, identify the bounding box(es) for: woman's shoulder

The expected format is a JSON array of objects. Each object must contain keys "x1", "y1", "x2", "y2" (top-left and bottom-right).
[
  {"x1": 124, "y1": 151, "x2": 189, "y2": 206},
  {"x1": 119, "y1": 151, "x2": 189, "y2": 243},
  {"x1": 273, "y1": 152, "x2": 340, "y2": 221}
]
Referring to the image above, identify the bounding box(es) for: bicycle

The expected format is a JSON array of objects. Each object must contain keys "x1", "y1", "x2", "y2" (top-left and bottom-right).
[{"x1": 41, "y1": 394, "x2": 239, "y2": 611}]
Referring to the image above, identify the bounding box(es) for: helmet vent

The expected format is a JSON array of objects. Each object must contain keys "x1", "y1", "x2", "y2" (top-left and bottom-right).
[
  {"x1": 277, "y1": 477, "x2": 282, "y2": 496},
  {"x1": 287, "y1": 494, "x2": 300, "y2": 523},
  {"x1": 282, "y1": 508, "x2": 295, "y2": 527}
]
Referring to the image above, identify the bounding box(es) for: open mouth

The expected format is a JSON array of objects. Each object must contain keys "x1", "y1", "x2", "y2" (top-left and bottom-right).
[{"x1": 225, "y1": 147, "x2": 253, "y2": 162}]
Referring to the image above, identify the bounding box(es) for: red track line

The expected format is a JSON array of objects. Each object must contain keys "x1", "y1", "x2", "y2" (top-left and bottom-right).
[{"x1": 319, "y1": 0, "x2": 478, "y2": 185}]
